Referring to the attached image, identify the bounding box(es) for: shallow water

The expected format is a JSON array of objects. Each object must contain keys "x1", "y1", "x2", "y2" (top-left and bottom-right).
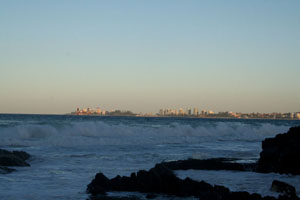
[{"x1": 0, "y1": 114, "x2": 299, "y2": 199}]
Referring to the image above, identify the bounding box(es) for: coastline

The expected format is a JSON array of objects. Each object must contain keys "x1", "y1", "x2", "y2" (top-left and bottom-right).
[
  {"x1": 0, "y1": 113, "x2": 299, "y2": 121},
  {"x1": 1, "y1": 114, "x2": 299, "y2": 200},
  {"x1": 67, "y1": 114, "x2": 300, "y2": 121}
]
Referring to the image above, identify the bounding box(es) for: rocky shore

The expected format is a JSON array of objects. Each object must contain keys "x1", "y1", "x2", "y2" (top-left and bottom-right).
[
  {"x1": 87, "y1": 126, "x2": 300, "y2": 200},
  {"x1": 257, "y1": 126, "x2": 300, "y2": 175},
  {"x1": 0, "y1": 149, "x2": 31, "y2": 174},
  {"x1": 157, "y1": 126, "x2": 300, "y2": 175},
  {"x1": 87, "y1": 164, "x2": 299, "y2": 200}
]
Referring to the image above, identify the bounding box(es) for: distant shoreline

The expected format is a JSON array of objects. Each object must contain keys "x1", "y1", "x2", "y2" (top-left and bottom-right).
[
  {"x1": 0, "y1": 113, "x2": 299, "y2": 120},
  {"x1": 68, "y1": 113, "x2": 300, "y2": 120}
]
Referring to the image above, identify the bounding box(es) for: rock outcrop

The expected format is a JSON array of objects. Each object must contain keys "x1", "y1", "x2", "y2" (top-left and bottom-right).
[
  {"x1": 0, "y1": 166, "x2": 15, "y2": 174},
  {"x1": 158, "y1": 126, "x2": 300, "y2": 175},
  {"x1": 89, "y1": 195, "x2": 141, "y2": 200},
  {"x1": 87, "y1": 126, "x2": 300, "y2": 199},
  {"x1": 257, "y1": 126, "x2": 300, "y2": 175},
  {"x1": 87, "y1": 164, "x2": 299, "y2": 200},
  {"x1": 271, "y1": 180, "x2": 297, "y2": 198},
  {"x1": 0, "y1": 149, "x2": 31, "y2": 173}
]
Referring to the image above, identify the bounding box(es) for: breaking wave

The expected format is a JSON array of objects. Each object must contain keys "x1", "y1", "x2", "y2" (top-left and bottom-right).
[{"x1": 0, "y1": 121, "x2": 291, "y2": 147}]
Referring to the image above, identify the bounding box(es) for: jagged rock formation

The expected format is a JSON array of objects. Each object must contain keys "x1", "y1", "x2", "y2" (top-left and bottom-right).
[
  {"x1": 257, "y1": 126, "x2": 300, "y2": 175},
  {"x1": 0, "y1": 166, "x2": 15, "y2": 174},
  {"x1": 87, "y1": 126, "x2": 300, "y2": 199},
  {"x1": 156, "y1": 126, "x2": 300, "y2": 175},
  {"x1": 0, "y1": 149, "x2": 31, "y2": 174},
  {"x1": 271, "y1": 180, "x2": 297, "y2": 198},
  {"x1": 87, "y1": 164, "x2": 299, "y2": 200}
]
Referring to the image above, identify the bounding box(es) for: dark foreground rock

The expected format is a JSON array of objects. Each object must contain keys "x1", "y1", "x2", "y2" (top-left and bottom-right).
[
  {"x1": 271, "y1": 180, "x2": 297, "y2": 198},
  {"x1": 0, "y1": 149, "x2": 31, "y2": 173},
  {"x1": 257, "y1": 126, "x2": 300, "y2": 175},
  {"x1": 89, "y1": 195, "x2": 141, "y2": 200},
  {"x1": 87, "y1": 164, "x2": 299, "y2": 200},
  {"x1": 87, "y1": 126, "x2": 300, "y2": 199},
  {"x1": 158, "y1": 126, "x2": 300, "y2": 175},
  {"x1": 0, "y1": 166, "x2": 15, "y2": 174}
]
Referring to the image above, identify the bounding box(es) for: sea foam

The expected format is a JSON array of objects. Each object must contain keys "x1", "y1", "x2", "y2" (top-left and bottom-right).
[{"x1": 0, "y1": 121, "x2": 290, "y2": 147}]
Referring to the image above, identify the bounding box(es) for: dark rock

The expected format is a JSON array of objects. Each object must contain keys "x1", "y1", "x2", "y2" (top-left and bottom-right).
[
  {"x1": 87, "y1": 165, "x2": 299, "y2": 200},
  {"x1": 159, "y1": 126, "x2": 300, "y2": 175},
  {"x1": 226, "y1": 191, "x2": 252, "y2": 200},
  {"x1": 0, "y1": 149, "x2": 31, "y2": 167},
  {"x1": 87, "y1": 165, "x2": 217, "y2": 198},
  {"x1": 145, "y1": 193, "x2": 156, "y2": 199},
  {"x1": 257, "y1": 126, "x2": 300, "y2": 175},
  {"x1": 0, "y1": 155, "x2": 30, "y2": 167},
  {"x1": 12, "y1": 150, "x2": 31, "y2": 161},
  {"x1": 87, "y1": 126, "x2": 300, "y2": 199},
  {"x1": 251, "y1": 193, "x2": 263, "y2": 200},
  {"x1": 271, "y1": 180, "x2": 297, "y2": 198},
  {"x1": 89, "y1": 195, "x2": 141, "y2": 200},
  {"x1": 88, "y1": 173, "x2": 111, "y2": 195},
  {"x1": 0, "y1": 166, "x2": 15, "y2": 174}
]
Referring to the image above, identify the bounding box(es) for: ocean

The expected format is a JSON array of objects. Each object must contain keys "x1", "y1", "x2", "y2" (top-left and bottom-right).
[{"x1": 0, "y1": 114, "x2": 300, "y2": 200}]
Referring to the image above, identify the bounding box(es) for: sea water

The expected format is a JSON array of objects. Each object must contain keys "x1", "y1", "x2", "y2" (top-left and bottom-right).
[{"x1": 0, "y1": 114, "x2": 300, "y2": 199}]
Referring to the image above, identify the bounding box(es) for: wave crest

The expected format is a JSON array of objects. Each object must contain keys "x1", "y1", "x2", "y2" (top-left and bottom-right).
[{"x1": 0, "y1": 121, "x2": 290, "y2": 147}]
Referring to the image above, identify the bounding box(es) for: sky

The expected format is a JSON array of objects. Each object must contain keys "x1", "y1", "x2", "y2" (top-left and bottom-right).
[{"x1": 0, "y1": 0, "x2": 300, "y2": 114}]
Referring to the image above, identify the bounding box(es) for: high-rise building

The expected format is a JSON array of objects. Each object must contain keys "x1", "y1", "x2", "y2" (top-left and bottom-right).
[
  {"x1": 187, "y1": 108, "x2": 192, "y2": 115},
  {"x1": 208, "y1": 110, "x2": 214, "y2": 114},
  {"x1": 175, "y1": 110, "x2": 179, "y2": 115},
  {"x1": 193, "y1": 108, "x2": 198, "y2": 116},
  {"x1": 159, "y1": 109, "x2": 164, "y2": 116},
  {"x1": 179, "y1": 108, "x2": 185, "y2": 115}
]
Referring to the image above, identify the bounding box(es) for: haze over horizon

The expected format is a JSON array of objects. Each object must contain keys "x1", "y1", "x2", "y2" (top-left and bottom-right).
[{"x1": 1, "y1": 0, "x2": 300, "y2": 114}]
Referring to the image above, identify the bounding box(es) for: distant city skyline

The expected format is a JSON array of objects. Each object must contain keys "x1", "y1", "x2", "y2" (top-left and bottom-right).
[
  {"x1": 71, "y1": 106, "x2": 300, "y2": 119},
  {"x1": 1, "y1": 1, "x2": 300, "y2": 114},
  {"x1": 72, "y1": 106, "x2": 300, "y2": 115}
]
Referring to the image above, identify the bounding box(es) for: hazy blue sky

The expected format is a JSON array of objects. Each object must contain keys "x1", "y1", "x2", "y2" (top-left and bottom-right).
[{"x1": 1, "y1": 0, "x2": 299, "y2": 114}]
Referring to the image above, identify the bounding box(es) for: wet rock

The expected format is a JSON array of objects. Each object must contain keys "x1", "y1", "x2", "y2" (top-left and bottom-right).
[
  {"x1": 88, "y1": 164, "x2": 219, "y2": 197},
  {"x1": 257, "y1": 126, "x2": 300, "y2": 175},
  {"x1": 0, "y1": 166, "x2": 15, "y2": 174},
  {"x1": 158, "y1": 126, "x2": 300, "y2": 175},
  {"x1": 12, "y1": 150, "x2": 31, "y2": 161},
  {"x1": 87, "y1": 165, "x2": 299, "y2": 200},
  {"x1": 145, "y1": 193, "x2": 156, "y2": 199},
  {"x1": 0, "y1": 149, "x2": 31, "y2": 167},
  {"x1": 271, "y1": 180, "x2": 297, "y2": 198},
  {"x1": 87, "y1": 126, "x2": 300, "y2": 199},
  {"x1": 89, "y1": 195, "x2": 141, "y2": 200}
]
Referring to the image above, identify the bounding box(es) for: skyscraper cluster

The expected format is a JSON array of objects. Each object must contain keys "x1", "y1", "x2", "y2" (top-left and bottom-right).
[
  {"x1": 158, "y1": 108, "x2": 214, "y2": 116},
  {"x1": 157, "y1": 108, "x2": 300, "y2": 119}
]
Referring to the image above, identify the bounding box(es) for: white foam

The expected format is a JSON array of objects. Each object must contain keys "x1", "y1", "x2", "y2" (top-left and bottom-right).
[
  {"x1": 0, "y1": 119, "x2": 297, "y2": 200},
  {"x1": 0, "y1": 121, "x2": 290, "y2": 147}
]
